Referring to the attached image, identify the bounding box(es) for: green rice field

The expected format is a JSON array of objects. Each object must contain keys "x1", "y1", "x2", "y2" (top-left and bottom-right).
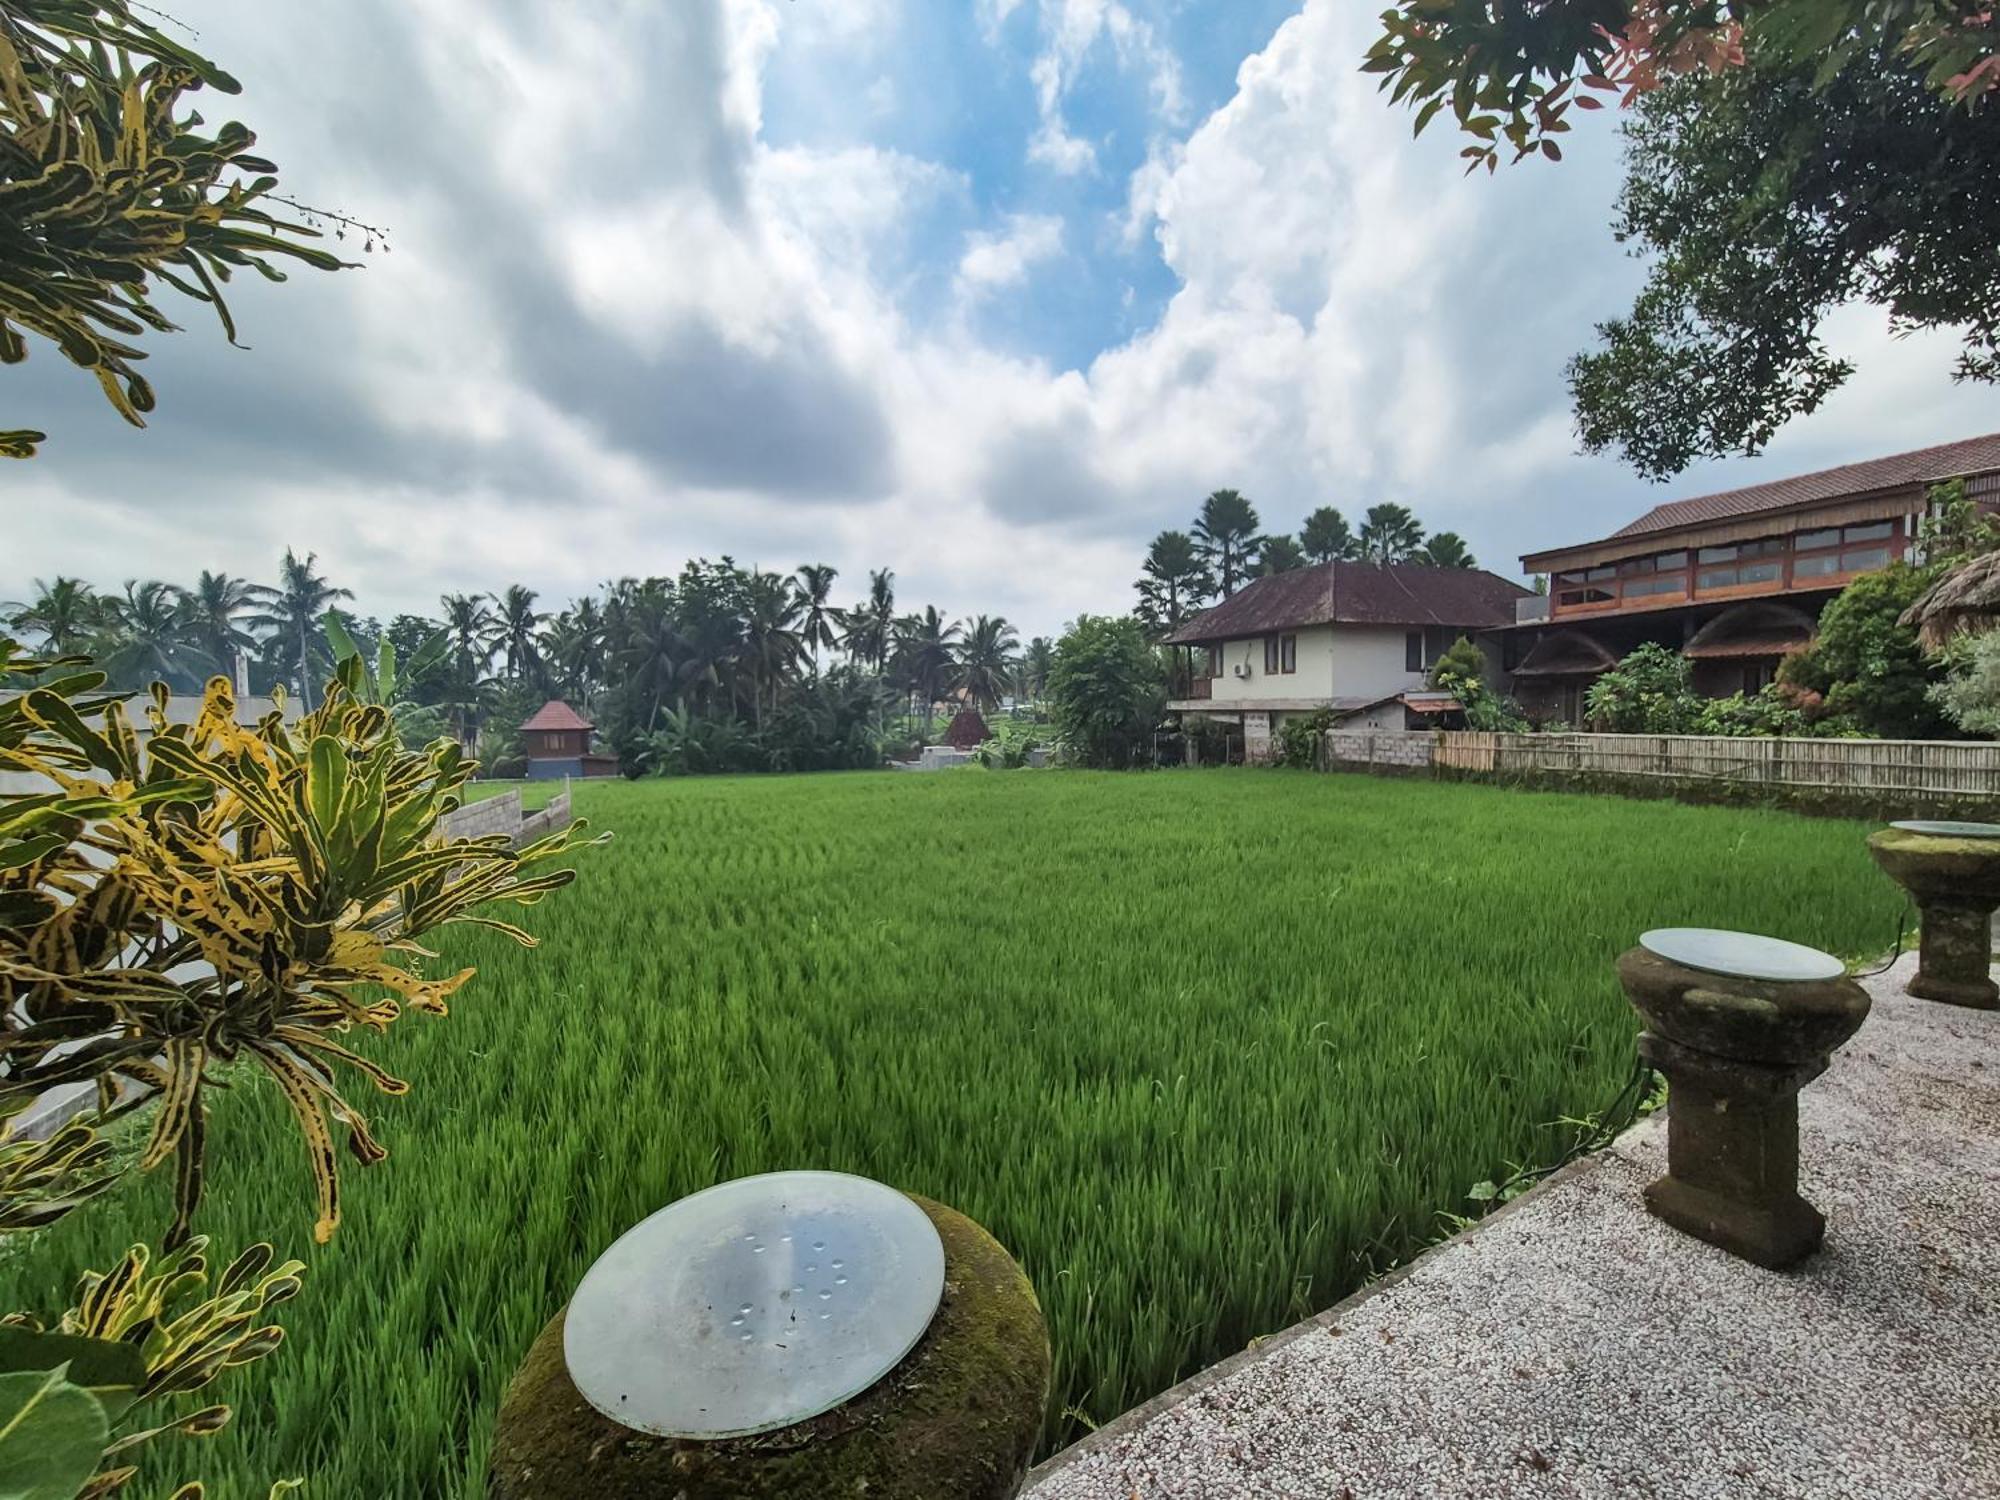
[{"x1": 3, "y1": 770, "x2": 1901, "y2": 1495}]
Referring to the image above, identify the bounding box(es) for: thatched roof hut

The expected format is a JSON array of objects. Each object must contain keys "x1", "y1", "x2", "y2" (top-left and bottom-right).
[{"x1": 1902, "y1": 551, "x2": 2000, "y2": 649}]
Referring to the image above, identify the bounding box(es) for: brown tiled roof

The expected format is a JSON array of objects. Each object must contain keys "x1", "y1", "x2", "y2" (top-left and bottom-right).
[
  {"x1": 1609, "y1": 432, "x2": 2000, "y2": 541},
  {"x1": 520, "y1": 699, "x2": 593, "y2": 732},
  {"x1": 1164, "y1": 562, "x2": 1529, "y2": 644}
]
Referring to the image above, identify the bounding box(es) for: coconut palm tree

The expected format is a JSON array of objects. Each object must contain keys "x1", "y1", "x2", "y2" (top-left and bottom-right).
[
  {"x1": 181, "y1": 570, "x2": 271, "y2": 691},
  {"x1": 893, "y1": 606, "x2": 959, "y2": 718},
  {"x1": 953, "y1": 614, "x2": 1020, "y2": 713},
  {"x1": 542, "y1": 596, "x2": 605, "y2": 699},
  {"x1": 1358, "y1": 503, "x2": 1427, "y2": 565},
  {"x1": 1018, "y1": 637, "x2": 1055, "y2": 702},
  {"x1": 1136, "y1": 530, "x2": 1213, "y2": 633},
  {"x1": 1192, "y1": 489, "x2": 1262, "y2": 596},
  {"x1": 1300, "y1": 506, "x2": 1359, "y2": 563},
  {"x1": 741, "y1": 571, "x2": 807, "y2": 728},
  {"x1": 843, "y1": 569, "x2": 896, "y2": 671},
  {"x1": 794, "y1": 563, "x2": 840, "y2": 674},
  {"x1": 99, "y1": 579, "x2": 210, "y2": 690},
  {"x1": 245, "y1": 549, "x2": 353, "y2": 700},
  {"x1": 490, "y1": 584, "x2": 547, "y2": 688},
  {"x1": 5, "y1": 576, "x2": 101, "y2": 654},
  {"x1": 1419, "y1": 531, "x2": 1477, "y2": 569}
]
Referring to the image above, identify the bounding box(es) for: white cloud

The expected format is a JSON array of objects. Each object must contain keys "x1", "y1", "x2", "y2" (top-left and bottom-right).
[
  {"x1": 10, "y1": 0, "x2": 2000, "y2": 643},
  {"x1": 1014, "y1": 0, "x2": 1187, "y2": 175},
  {"x1": 956, "y1": 214, "x2": 1067, "y2": 298}
]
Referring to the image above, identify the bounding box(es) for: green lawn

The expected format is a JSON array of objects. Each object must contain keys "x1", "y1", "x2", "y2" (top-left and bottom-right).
[{"x1": 3, "y1": 770, "x2": 1901, "y2": 1494}]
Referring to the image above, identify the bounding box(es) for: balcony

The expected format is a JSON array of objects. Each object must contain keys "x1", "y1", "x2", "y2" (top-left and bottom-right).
[{"x1": 1183, "y1": 676, "x2": 1214, "y2": 701}]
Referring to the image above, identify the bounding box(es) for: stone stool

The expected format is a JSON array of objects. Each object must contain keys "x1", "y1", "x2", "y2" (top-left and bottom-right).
[
  {"x1": 1619, "y1": 930, "x2": 1869, "y2": 1270},
  {"x1": 489, "y1": 1173, "x2": 1049, "y2": 1500},
  {"x1": 1866, "y1": 821, "x2": 2000, "y2": 1010}
]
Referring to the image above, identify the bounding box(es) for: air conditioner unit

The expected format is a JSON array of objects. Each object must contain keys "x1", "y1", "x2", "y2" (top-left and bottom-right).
[{"x1": 1233, "y1": 663, "x2": 1252, "y2": 679}]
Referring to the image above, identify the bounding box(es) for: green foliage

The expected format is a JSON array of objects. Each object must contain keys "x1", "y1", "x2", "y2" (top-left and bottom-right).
[
  {"x1": 1134, "y1": 531, "x2": 1213, "y2": 635},
  {"x1": 1568, "y1": 37, "x2": 2000, "y2": 476},
  {"x1": 1930, "y1": 628, "x2": 2000, "y2": 736},
  {"x1": 1253, "y1": 535, "x2": 1308, "y2": 576},
  {"x1": 972, "y1": 719, "x2": 1044, "y2": 769},
  {"x1": 1192, "y1": 490, "x2": 1261, "y2": 597},
  {"x1": 1419, "y1": 531, "x2": 1476, "y2": 569},
  {"x1": 1299, "y1": 506, "x2": 1357, "y2": 563},
  {"x1": 1365, "y1": 0, "x2": 2000, "y2": 177},
  {"x1": 1357, "y1": 502, "x2": 1425, "y2": 564},
  {"x1": 1583, "y1": 642, "x2": 1702, "y2": 733},
  {"x1": 1046, "y1": 615, "x2": 1166, "y2": 768},
  {"x1": 1778, "y1": 562, "x2": 1950, "y2": 738},
  {"x1": 1693, "y1": 686, "x2": 1821, "y2": 738},
  {"x1": 1275, "y1": 709, "x2": 1332, "y2": 768},
  {"x1": 0, "y1": 0, "x2": 371, "y2": 455},
  {"x1": 0, "y1": 772, "x2": 1895, "y2": 1490},
  {"x1": 0, "y1": 1365, "x2": 105, "y2": 1499},
  {"x1": 1916, "y1": 478, "x2": 2000, "y2": 567},
  {"x1": 1430, "y1": 635, "x2": 1527, "y2": 731}
]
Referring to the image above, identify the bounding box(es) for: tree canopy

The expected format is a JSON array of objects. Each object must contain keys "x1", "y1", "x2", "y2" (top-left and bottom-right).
[{"x1": 1568, "y1": 37, "x2": 2000, "y2": 477}]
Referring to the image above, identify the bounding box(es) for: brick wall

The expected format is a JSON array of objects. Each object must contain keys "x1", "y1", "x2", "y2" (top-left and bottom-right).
[{"x1": 1324, "y1": 730, "x2": 1436, "y2": 770}]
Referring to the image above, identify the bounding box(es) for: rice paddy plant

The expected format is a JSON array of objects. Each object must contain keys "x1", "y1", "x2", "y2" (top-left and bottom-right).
[{"x1": 0, "y1": 770, "x2": 1898, "y2": 1495}]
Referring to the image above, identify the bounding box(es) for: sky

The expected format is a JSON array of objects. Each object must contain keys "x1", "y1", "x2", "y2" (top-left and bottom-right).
[{"x1": 8, "y1": 0, "x2": 1997, "y2": 639}]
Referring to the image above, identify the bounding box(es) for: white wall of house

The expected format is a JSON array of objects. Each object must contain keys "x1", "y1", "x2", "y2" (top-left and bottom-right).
[{"x1": 1206, "y1": 624, "x2": 1434, "y2": 704}]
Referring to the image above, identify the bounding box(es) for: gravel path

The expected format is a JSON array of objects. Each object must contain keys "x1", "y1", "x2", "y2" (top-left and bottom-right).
[{"x1": 1025, "y1": 953, "x2": 1999, "y2": 1500}]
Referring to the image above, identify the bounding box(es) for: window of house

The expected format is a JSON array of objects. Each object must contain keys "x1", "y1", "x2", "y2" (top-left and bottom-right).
[
  {"x1": 1265, "y1": 635, "x2": 1281, "y2": 674},
  {"x1": 1794, "y1": 552, "x2": 1841, "y2": 578},
  {"x1": 1405, "y1": 630, "x2": 1423, "y2": 671},
  {"x1": 1654, "y1": 551, "x2": 1688, "y2": 571},
  {"x1": 1698, "y1": 544, "x2": 1738, "y2": 564},
  {"x1": 1619, "y1": 556, "x2": 1657, "y2": 576},
  {"x1": 1844, "y1": 521, "x2": 1894, "y2": 543},
  {"x1": 1796, "y1": 529, "x2": 1840, "y2": 552},
  {"x1": 1623, "y1": 575, "x2": 1686, "y2": 598},
  {"x1": 1205, "y1": 645, "x2": 1222, "y2": 676},
  {"x1": 1279, "y1": 634, "x2": 1297, "y2": 673},
  {"x1": 1740, "y1": 560, "x2": 1782, "y2": 584},
  {"x1": 1556, "y1": 586, "x2": 1616, "y2": 606},
  {"x1": 1584, "y1": 565, "x2": 1615, "y2": 581},
  {"x1": 1841, "y1": 545, "x2": 1891, "y2": 573}
]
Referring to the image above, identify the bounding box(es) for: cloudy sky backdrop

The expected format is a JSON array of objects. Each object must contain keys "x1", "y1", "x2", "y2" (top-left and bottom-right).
[{"x1": 9, "y1": 0, "x2": 1996, "y2": 636}]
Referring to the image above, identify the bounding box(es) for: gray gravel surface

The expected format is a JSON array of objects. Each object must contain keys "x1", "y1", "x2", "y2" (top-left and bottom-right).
[{"x1": 1025, "y1": 954, "x2": 1999, "y2": 1500}]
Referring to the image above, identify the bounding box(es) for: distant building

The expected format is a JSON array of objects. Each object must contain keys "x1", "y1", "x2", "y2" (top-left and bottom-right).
[
  {"x1": 519, "y1": 700, "x2": 620, "y2": 780},
  {"x1": 1165, "y1": 562, "x2": 1530, "y2": 759},
  {"x1": 1507, "y1": 433, "x2": 2000, "y2": 722}
]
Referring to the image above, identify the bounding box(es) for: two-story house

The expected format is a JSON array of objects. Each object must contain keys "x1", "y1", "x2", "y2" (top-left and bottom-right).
[
  {"x1": 1506, "y1": 432, "x2": 2000, "y2": 723},
  {"x1": 1165, "y1": 561, "x2": 1530, "y2": 759}
]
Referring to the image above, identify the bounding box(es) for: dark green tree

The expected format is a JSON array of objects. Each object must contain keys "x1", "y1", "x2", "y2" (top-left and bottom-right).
[
  {"x1": 1358, "y1": 503, "x2": 1426, "y2": 564},
  {"x1": 953, "y1": 614, "x2": 1020, "y2": 712},
  {"x1": 245, "y1": 549, "x2": 352, "y2": 700},
  {"x1": 1420, "y1": 531, "x2": 1476, "y2": 569},
  {"x1": 1047, "y1": 615, "x2": 1167, "y2": 768},
  {"x1": 4, "y1": 575, "x2": 101, "y2": 653},
  {"x1": 1255, "y1": 535, "x2": 1308, "y2": 575},
  {"x1": 1778, "y1": 562, "x2": 1951, "y2": 738},
  {"x1": 1192, "y1": 490, "x2": 1261, "y2": 597},
  {"x1": 1568, "y1": 40, "x2": 2000, "y2": 478},
  {"x1": 1135, "y1": 529, "x2": 1213, "y2": 632},
  {"x1": 1583, "y1": 642, "x2": 1702, "y2": 733},
  {"x1": 1300, "y1": 506, "x2": 1358, "y2": 563}
]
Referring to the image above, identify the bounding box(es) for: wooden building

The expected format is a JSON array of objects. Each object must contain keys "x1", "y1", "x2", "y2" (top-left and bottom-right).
[
  {"x1": 519, "y1": 700, "x2": 620, "y2": 780},
  {"x1": 1506, "y1": 433, "x2": 2000, "y2": 722}
]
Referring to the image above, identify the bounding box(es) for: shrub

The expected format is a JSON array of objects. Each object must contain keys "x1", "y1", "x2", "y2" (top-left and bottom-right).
[
  {"x1": 1779, "y1": 561, "x2": 1950, "y2": 738},
  {"x1": 0, "y1": 639, "x2": 590, "y2": 1493},
  {"x1": 1428, "y1": 635, "x2": 1528, "y2": 731},
  {"x1": 1932, "y1": 628, "x2": 2000, "y2": 736},
  {"x1": 1276, "y1": 710, "x2": 1333, "y2": 768},
  {"x1": 488, "y1": 754, "x2": 531, "y2": 779},
  {"x1": 1584, "y1": 642, "x2": 1702, "y2": 733},
  {"x1": 1047, "y1": 616, "x2": 1167, "y2": 769}
]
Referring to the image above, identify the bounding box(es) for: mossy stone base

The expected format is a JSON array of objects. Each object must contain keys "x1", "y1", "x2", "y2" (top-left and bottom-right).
[
  {"x1": 488, "y1": 1195, "x2": 1049, "y2": 1500},
  {"x1": 1867, "y1": 830, "x2": 2000, "y2": 1010}
]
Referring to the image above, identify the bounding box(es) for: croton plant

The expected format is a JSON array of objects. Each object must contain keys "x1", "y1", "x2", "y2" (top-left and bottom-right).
[{"x1": 0, "y1": 636, "x2": 591, "y2": 1496}]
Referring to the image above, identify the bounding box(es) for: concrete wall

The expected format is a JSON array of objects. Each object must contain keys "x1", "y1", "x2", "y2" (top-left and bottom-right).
[
  {"x1": 1207, "y1": 628, "x2": 1338, "y2": 702},
  {"x1": 438, "y1": 790, "x2": 525, "y2": 841},
  {"x1": 1325, "y1": 729, "x2": 1436, "y2": 769},
  {"x1": 1331, "y1": 625, "x2": 1431, "y2": 699}
]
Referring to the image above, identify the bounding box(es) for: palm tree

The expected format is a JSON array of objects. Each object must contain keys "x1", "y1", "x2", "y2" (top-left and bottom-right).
[
  {"x1": 182, "y1": 570, "x2": 270, "y2": 691},
  {"x1": 5, "y1": 576, "x2": 101, "y2": 654},
  {"x1": 99, "y1": 579, "x2": 210, "y2": 690},
  {"x1": 741, "y1": 571, "x2": 807, "y2": 728},
  {"x1": 893, "y1": 605, "x2": 959, "y2": 718},
  {"x1": 794, "y1": 563, "x2": 840, "y2": 675},
  {"x1": 542, "y1": 596, "x2": 605, "y2": 699},
  {"x1": 1192, "y1": 489, "x2": 1261, "y2": 596},
  {"x1": 1420, "y1": 531, "x2": 1477, "y2": 568},
  {"x1": 1358, "y1": 503, "x2": 1427, "y2": 565},
  {"x1": 438, "y1": 593, "x2": 498, "y2": 741},
  {"x1": 1136, "y1": 530, "x2": 1213, "y2": 633},
  {"x1": 953, "y1": 614, "x2": 1020, "y2": 713},
  {"x1": 1300, "y1": 506, "x2": 1359, "y2": 563},
  {"x1": 1255, "y1": 535, "x2": 1308, "y2": 576},
  {"x1": 1018, "y1": 637, "x2": 1055, "y2": 702},
  {"x1": 843, "y1": 569, "x2": 896, "y2": 671},
  {"x1": 245, "y1": 549, "x2": 353, "y2": 700},
  {"x1": 490, "y1": 584, "x2": 547, "y2": 687}
]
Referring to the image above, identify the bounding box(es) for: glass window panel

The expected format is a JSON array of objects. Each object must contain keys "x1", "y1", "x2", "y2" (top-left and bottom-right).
[
  {"x1": 1555, "y1": 571, "x2": 1583, "y2": 585},
  {"x1": 1405, "y1": 631, "x2": 1422, "y2": 670},
  {"x1": 1264, "y1": 636, "x2": 1280, "y2": 674},
  {"x1": 1655, "y1": 552, "x2": 1688, "y2": 570},
  {"x1": 1556, "y1": 590, "x2": 1586, "y2": 606},
  {"x1": 1795, "y1": 529, "x2": 1840, "y2": 551},
  {"x1": 1280, "y1": 634, "x2": 1296, "y2": 673},
  {"x1": 1843, "y1": 521, "x2": 1894, "y2": 543},
  {"x1": 1742, "y1": 538, "x2": 1785, "y2": 557},
  {"x1": 1618, "y1": 556, "x2": 1655, "y2": 575},
  {"x1": 1841, "y1": 546, "x2": 1891, "y2": 572},
  {"x1": 1793, "y1": 553, "x2": 1841, "y2": 578},
  {"x1": 1698, "y1": 545, "x2": 1738, "y2": 563},
  {"x1": 1585, "y1": 565, "x2": 1616, "y2": 581},
  {"x1": 1699, "y1": 566, "x2": 1740, "y2": 589},
  {"x1": 1740, "y1": 560, "x2": 1782, "y2": 583}
]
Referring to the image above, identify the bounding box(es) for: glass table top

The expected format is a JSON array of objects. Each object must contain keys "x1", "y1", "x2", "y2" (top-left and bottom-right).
[
  {"x1": 563, "y1": 1170, "x2": 945, "y2": 1440},
  {"x1": 1889, "y1": 819, "x2": 2000, "y2": 839},
  {"x1": 1640, "y1": 927, "x2": 1845, "y2": 983}
]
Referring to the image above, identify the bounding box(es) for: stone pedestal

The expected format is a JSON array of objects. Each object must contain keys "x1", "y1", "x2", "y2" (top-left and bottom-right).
[
  {"x1": 1618, "y1": 946, "x2": 1869, "y2": 1270},
  {"x1": 488, "y1": 1196, "x2": 1049, "y2": 1500},
  {"x1": 1867, "y1": 828, "x2": 2000, "y2": 1010}
]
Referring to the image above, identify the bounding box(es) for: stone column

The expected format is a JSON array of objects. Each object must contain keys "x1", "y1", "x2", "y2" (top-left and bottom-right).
[
  {"x1": 1866, "y1": 827, "x2": 2000, "y2": 1011},
  {"x1": 1618, "y1": 946, "x2": 1869, "y2": 1270}
]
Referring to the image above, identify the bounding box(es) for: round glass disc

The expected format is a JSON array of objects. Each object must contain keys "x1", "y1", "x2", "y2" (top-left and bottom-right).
[
  {"x1": 1890, "y1": 819, "x2": 2000, "y2": 839},
  {"x1": 563, "y1": 1171, "x2": 945, "y2": 1439},
  {"x1": 1640, "y1": 927, "x2": 1844, "y2": 983}
]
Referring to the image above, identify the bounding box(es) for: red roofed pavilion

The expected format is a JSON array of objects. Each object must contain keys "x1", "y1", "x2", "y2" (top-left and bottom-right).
[{"x1": 518, "y1": 700, "x2": 618, "y2": 779}]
